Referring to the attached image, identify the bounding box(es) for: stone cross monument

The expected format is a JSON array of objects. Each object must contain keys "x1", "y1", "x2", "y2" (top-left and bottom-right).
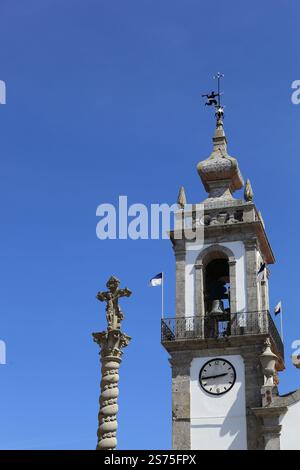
[{"x1": 93, "y1": 276, "x2": 131, "y2": 450}]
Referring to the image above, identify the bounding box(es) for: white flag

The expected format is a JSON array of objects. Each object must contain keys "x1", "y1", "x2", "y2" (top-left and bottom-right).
[
  {"x1": 274, "y1": 301, "x2": 282, "y2": 316},
  {"x1": 257, "y1": 262, "x2": 266, "y2": 281},
  {"x1": 149, "y1": 272, "x2": 163, "y2": 287}
]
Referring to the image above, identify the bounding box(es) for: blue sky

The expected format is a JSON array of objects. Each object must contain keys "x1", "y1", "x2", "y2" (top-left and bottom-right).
[{"x1": 0, "y1": 0, "x2": 299, "y2": 449}]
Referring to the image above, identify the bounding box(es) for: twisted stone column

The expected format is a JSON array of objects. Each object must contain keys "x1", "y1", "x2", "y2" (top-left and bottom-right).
[
  {"x1": 93, "y1": 276, "x2": 131, "y2": 451},
  {"x1": 93, "y1": 330, "x2": 131, "y2": 450}
]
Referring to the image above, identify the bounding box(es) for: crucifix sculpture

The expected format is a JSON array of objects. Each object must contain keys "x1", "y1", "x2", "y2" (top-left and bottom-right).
[
  {"x1": 93, "y1": 276, "x2": 132, "y2": 450},
  {"x1": 96, "y1": 276, "x2": 131, "y2": 331}
]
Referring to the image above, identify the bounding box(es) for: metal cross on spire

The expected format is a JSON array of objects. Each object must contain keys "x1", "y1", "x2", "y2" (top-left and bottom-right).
[
  {"x1": 213, "y1": 72, "x2": 224, "y2": 107},
  {"x1": 202, "y1": 72, "x2": 225, "y2": 121}
]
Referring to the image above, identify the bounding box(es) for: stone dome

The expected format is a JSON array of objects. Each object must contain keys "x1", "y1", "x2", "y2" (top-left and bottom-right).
[{"x1": 197, "y1": 118, "x2": 244, "y2": 200}]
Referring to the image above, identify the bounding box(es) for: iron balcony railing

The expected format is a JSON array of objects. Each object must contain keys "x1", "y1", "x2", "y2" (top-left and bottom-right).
[{"x1": 161, "y1": 310, "x2": 284, "y2": 359}]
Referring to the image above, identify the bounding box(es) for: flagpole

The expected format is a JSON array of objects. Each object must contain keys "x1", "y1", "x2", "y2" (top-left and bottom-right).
[{"x1": 161, "y1": 272, "x2": 164, "y2": 319}]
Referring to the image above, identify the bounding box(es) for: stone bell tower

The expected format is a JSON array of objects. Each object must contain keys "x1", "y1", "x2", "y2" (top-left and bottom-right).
[{"x1": 161, "y1": 101, "x2": 286, "y2": 450}]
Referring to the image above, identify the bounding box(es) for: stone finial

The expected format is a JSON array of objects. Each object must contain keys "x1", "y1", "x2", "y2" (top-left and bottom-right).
[
  {"x1": 197, "y1": 119, "x2": 244, "y2": 200},
  {"x1": 260, "y1": 338, "x2": 278, "y2": 387},
  {"x1": 244, "y1": 179, "x2": 253, "y2": 202},
  {"x1": 177, "y1": 186, "x2": 187, "y2": 209}
]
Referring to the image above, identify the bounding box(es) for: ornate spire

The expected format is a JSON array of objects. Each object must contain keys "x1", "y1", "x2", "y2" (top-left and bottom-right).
[
  {"x1": 197, "y1": 118, "x2": 244, "y2": 200},
  {"x1": 198, "y1": 75, "x2": 244, "y2": 201}
]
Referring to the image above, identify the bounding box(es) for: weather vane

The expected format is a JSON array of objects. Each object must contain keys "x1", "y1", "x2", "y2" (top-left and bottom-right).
[{"x1": 202, "y1": 72, "x2": 225, "y2": 121}]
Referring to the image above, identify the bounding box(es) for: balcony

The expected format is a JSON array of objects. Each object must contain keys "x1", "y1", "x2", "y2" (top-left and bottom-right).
[{"x1": 161, "y1": 310, "x2": 284, "y2": 360}]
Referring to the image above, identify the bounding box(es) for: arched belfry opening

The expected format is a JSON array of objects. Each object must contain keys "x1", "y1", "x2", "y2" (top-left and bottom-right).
[
  {"x1": 204, "y1": 258, "x2": 230, "y2": 315},
  {"x1": 199, "y1": 246, "x2": 236, "y2": 338}
]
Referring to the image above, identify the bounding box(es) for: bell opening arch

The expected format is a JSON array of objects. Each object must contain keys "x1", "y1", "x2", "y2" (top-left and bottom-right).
[{"x1": 194, "y1": 244, "x2": 237, "y2": 321}]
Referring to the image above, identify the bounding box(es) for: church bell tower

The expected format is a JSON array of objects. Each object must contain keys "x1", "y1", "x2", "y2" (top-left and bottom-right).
[{"x1": 161, "y1": 83, "x2": 285, "y2": 450}]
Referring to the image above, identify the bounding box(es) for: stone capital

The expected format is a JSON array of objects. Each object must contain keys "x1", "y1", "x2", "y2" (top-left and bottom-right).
[
  {"x1": 244, "y1": 239, "x2": 257, "y2": 250},
  {"x1": 173, "y1": 245, "x2": 186, "y2": 261},
  {"x1": 93, "y1": 329, "x2": 131, "y2": 358}
]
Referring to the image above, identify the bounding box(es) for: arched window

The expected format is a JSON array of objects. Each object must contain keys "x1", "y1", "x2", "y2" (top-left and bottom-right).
[
  {"x1": 204, "y1": 257, "x2": 230, "y2": 315},
  {"x1": 195, "y1": 245, "x2": 236, "y2": 338}
]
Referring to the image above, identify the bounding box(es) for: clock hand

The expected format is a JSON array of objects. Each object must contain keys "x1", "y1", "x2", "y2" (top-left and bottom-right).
[{"x1": 202, "y1": 373, "x2": 228, "y2": 380}]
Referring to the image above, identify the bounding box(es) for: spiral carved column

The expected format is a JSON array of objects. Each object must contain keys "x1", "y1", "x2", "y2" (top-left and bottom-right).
[
  {"x1": 93, "y1": 276, "x2": 132, "y2": 451},
  {"x1": 93, "y1": 330, "x2": 131, "y2": 449}
]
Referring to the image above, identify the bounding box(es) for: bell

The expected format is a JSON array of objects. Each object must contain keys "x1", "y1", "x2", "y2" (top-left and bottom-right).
[{"x1": 209, "y1": 299, "x2": 225, "y2": 316}]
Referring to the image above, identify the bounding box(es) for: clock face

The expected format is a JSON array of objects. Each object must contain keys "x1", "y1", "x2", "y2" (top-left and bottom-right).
[{"x1": 199, "y1": 358, "x2": 236, "y2": 396}]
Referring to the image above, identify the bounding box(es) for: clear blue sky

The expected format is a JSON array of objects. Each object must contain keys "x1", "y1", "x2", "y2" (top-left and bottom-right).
[{"x1": 0, "y1": 0, "x2": 299, "y2": 450}]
